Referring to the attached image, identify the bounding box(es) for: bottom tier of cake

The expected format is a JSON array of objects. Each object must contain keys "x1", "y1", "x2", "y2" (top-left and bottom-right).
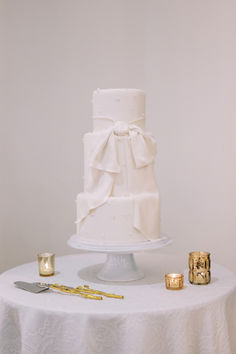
[{"x1": 76, "y1": 193, "x2": 160, "y2": 244}]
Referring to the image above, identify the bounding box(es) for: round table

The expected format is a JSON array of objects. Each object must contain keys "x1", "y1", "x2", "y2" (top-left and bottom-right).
[{"x1": 0, "y1": 253, "x2": 235, "y2": 354}]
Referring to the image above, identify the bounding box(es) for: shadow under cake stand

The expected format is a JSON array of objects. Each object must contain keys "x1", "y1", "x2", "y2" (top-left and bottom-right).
[{"x1": 68, "y1": 235, "x2": 172, "y2": 282}]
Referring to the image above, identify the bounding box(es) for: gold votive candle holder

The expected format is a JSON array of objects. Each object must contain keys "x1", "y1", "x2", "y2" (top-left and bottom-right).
[
  {"x1": 189, "y1": 251, "x2": 211, "y2": 285},
  {"x1": 165, "y1": 273, "x2": 184, "y2": 290},
  {"x1": 38, "y1": 252, "x2": 55, "y2": 276}
]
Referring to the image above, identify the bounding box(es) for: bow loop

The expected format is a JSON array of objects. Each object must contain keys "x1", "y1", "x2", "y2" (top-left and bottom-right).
[{"x1": 129, "y1": 128, "x2": 157, "y2": 168}]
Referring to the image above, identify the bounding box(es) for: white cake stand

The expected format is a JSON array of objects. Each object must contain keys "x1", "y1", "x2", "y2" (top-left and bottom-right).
[{"x1": 67, "y1": 234, "x2": 172, "y2": 282}]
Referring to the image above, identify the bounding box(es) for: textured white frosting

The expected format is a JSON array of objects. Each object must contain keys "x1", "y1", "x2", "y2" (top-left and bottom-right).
[{"x1": 76, "y1": 88, "x2": 160, "y2": 244}]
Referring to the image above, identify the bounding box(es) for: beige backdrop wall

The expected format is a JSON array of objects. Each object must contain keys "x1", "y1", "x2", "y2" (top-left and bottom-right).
[{"x1": 1, "y1": 0, "x2": 236, "y2": 274}]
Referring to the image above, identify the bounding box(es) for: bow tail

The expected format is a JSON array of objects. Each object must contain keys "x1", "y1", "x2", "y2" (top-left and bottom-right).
[
  {"x1": 133, "y1": 194, "x2": 160, "y2": 239},
  {"x1": 90, "y1": 130, "x2": 120, "y2": 173},
  {"x1": 76, "y1": 171, "x2": 115, "y2": 227},
  {"x1": 76, "y1": 130, "x2": 120, "y2": 228}
]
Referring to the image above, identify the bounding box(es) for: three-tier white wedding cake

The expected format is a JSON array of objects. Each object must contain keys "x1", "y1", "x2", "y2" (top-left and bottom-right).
[{"x1": 75, "y1": 88, "x2": 160, "y2": 245}]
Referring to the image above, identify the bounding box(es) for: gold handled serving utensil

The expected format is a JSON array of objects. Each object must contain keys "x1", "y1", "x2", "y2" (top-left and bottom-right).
[
  {"x1": 47, "y1": 283, "x2": 103, "y2": 300},
  {"x1": 39, "y1": 282, "x2": 124, "y2": 300},
  {"x1": 76, "y1": 284, "x2": 124, "y2": 299},
  {"x1": 15, "y1": 281, "x2": 124, "y2": 300}
]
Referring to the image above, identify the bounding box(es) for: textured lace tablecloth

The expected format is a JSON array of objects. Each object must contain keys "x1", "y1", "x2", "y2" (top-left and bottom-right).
[{"x1": 0, "y1": 253, "x2": 236, "y2": 354}]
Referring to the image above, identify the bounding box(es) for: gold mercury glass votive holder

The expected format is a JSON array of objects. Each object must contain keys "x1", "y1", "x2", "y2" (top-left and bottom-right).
[
  {"x1": 38, "y1": 252, "x2": 55, "y2": 276},
  {"x1": 189, "y1": 251, "x2": 211, "y2": 285},
  {"x1": 165, "y1": 273, "x2": 184, "y2": 290}
]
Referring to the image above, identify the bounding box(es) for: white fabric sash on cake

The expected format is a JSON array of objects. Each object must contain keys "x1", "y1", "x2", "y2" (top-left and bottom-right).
[{"x1": 76, "y1": 118, "x2": 158, "y2": 239}]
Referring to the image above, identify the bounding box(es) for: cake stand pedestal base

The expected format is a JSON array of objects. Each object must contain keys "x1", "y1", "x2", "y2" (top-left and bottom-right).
[
  {"x1": 97, "y1": 253, "x2": 144, "y2": 281},
  {"x1": 68, "y1": 235, "x2": 172, "y2": 282}
]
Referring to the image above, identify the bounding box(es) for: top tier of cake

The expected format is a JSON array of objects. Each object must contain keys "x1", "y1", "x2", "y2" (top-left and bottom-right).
[{"x1": 92, "y1": 88, "x2": 145, "y2": 131}]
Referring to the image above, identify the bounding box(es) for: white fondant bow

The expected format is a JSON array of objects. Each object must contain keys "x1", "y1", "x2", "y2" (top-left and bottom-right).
[
  {"x1": 90, "y1": 121, "x2": 157, "y2": 174},
  {"x1": 76, "y1": 120, "x2": 158, "y2": 238}
]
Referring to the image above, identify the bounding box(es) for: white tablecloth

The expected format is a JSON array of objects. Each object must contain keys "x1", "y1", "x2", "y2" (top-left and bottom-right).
[{"x1": 0, "y1": 253, "x2": 236, "y2": 354}]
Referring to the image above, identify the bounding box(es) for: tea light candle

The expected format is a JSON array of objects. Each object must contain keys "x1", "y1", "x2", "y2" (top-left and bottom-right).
[
  {"x1": 38, "y1": 252, "x2": 55, "y2": 276},
  {"x1": 165, "y1": 273, "x2": 184, "y2": 290}
]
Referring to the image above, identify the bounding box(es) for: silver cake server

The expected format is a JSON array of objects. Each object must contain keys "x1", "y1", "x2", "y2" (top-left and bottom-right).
[{"x1": 14, "y1": 281, "x2": 49, "y2": 293}]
